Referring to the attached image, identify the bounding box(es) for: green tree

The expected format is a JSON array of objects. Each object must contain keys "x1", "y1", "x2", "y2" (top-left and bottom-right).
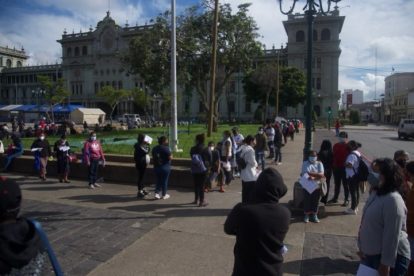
[
  {"x1": 38, "y1": 75, "x2": 69, "y2": 123},
  {"x1": 243, "y1": 66, "x2": 306, "y2": 121},
  {"x1": 122, "y1": 1, "x2": 262, "y2": 130},
  {"x1": 349, "y1": 110, "x2": 360, "y2": 125},
  {"x1": 97, "y1": 86, "x2": 131, "y2": 125}
]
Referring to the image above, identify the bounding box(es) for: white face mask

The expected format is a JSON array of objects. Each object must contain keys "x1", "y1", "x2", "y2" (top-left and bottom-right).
[
  {"x1": 210, "y1": 147, "x2": 215, "y2": 151},
  {"x1": 91, "y1": 136, "x2": 97, "y2": 141},
  {"x1": 40, "y1": 136, "x2": 45, "y2": 141},
  {"x1": 258, "y1": 131, "x2": 264, "y2": 135}
]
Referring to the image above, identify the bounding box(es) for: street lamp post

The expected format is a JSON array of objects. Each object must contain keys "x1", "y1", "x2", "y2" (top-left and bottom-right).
[{"x1": 278, "y1": 0, "x2": 340, "y2": 160}]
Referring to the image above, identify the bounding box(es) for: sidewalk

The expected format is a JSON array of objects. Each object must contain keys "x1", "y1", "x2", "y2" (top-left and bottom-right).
[{"x1": 7, "y1": 129, "x2": 361, "y2": 275}]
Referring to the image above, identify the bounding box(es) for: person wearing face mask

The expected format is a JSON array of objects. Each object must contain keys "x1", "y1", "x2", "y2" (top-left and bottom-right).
[
  {"x1": 152, "y1": 136, "x2": 172, "y2": 199},
  {"x1": 357, "y1": 158, "x2": 410, "y2": 276},
  {"x1": 238, "y1": 135, "x2": 259, "y2": 203},
  {"x1": 30, "y1": 132, "x2": 51, "y2": 181},
  {"x1": 405, "y1": 161, "x2": 414, "y2": 275},
  {"x1": 254, "y1": 127, "x2": 268, "y2": 172},
  {"x1": 53, "y1": 134, "x2": 71, "y2": 183},
  {"x1": 134, "y1": 134, "x2": 151, "y2": 199},
  {"x1": 344, "y1": 140, "x2": 364, "y2": 215},
  {"x1": 83, "y1": 132, "x2": 105, "y2": 189},
  {"x1": 190, "y1": 133, "x2": 209, "y2": 207},
  {"x1": 301, "y1": 150, "x2": 325, "y2": 223},
  {"x1": 327, "y1": 131, "x2": 350, "y2": 206}
]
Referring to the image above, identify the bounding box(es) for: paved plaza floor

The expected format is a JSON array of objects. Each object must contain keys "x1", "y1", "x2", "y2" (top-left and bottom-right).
[{"x1": 5, "y1": 129, "x2": 364, "y2": 275}]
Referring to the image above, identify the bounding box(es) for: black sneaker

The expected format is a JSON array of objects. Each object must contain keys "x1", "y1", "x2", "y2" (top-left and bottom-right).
[{"x1": 137, "y1": 191, "x2": 145, "y2": 199}]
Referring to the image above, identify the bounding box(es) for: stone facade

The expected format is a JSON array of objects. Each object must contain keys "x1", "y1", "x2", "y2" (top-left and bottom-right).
[
  {"x1": 384, "y1": 72, "x2": 414, "y2": 123},
  {"x1": 0, "y1": 45, "x2": 28, "y2": 72},
  {"x1": 283, "y1": 8, "x2": 344, "y2": 120}
]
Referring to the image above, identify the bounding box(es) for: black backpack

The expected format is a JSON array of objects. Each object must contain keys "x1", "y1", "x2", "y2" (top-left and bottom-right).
[
  {"x1": 352, "y1": 153, "x2": 369, "y2": 182},
  {"x1": 236, "y1": 150, "x2": 247, "y2": 170}
]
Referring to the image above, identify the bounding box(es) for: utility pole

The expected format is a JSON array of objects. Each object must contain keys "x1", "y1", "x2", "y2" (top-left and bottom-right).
[
  {"x1": 207, "y1": 0, "x2": 219, "y2": 137},
  {"x1": 276, "y1": 49, "x2": 280, "y2": 117},
  {"x1": 170, "y1": 0, "x2": 180, "y2": 151}
]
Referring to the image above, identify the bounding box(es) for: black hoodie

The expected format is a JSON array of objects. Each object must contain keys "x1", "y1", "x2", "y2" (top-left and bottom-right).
[
  {"x1": 0, "y1": 218, "x2": 45, "y2": 275},
  {"x1": 224, "y1": 168, "x2": 291, "y2": 276}
]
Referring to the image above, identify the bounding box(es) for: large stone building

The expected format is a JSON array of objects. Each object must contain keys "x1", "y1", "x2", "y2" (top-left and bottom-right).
[
  {"x1": 1, "y1": 9, "x2": 345, "y2": 122},
  {"x1": 341, "y1": 89, "x2": 364, "y2": 108},
  {"x1": 384, "y1": 72, "x2": 414, "y2": 123},
  {"x1": 283, "y1": 7, "x2": 345, "y2": 119}
]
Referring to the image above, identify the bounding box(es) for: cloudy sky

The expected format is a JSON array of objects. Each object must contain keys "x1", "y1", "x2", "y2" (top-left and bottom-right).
[{"x1": 1, "y1": 0, "x2": 413, "y2": 101}]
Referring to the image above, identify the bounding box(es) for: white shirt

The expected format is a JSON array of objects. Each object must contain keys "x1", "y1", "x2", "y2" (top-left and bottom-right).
[
  {"x1": 345, "y1": 150, "x2": 361, "y2": 179},
  {"x1": 239, "y1": 144, "x2": 259, "y2": 182},
  {"x1": 233, "y1": 134, "x2": 244, "y2": 147},
  {"x1": 265, "y1": 126, "x2": 275, "y2": 141}
]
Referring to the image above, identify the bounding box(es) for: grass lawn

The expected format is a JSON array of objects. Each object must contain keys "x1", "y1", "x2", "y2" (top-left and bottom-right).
[{"x1": 9, "y1": 123, "x2": 262, "y2": 159}]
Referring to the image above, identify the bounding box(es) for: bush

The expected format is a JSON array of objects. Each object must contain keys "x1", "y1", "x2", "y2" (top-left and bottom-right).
[{"x1": 349, "y1": 110, "x2": 360, "y2": 125}]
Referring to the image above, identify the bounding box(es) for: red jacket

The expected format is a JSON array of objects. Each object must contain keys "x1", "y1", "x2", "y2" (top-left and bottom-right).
[
  {"x1": 332, "y1": 142, "x2": 349, "y2": 168},
  {"x1": 83, "y1": 140, "x2": 105, "y2": 163}
]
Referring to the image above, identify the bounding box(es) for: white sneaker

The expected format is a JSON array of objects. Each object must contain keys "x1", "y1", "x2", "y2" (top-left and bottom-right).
[
  {"x1": 162, "y1": 194, "x2": 170, "y2": 200},
  {"x1": 154, "y1": 193, "x2": 161, "y2": 199},
  {"x1": 94, "y1": 183, "x2": 102, "y2": 188},
  {"x1": 344, "y1": 208, "x2": 357, "y2": 215},
  {"x1": 89, "y1": 184, "x2": 95, "y2": 189},
  {"x1": 278, "y1": 162, "x2": 282, "y2": 165}
]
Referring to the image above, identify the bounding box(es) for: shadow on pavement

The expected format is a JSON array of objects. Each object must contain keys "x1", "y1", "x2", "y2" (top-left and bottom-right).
[
  {"x1": 283, "y1": 257, "x2": 359, "y2": 275},
  {"x1": 63, "y1": 194, "x2": 142, "y2": 204},
  {"x1": 110, "y1": 204, "x2": 231, "y2": 218},
  {"x1": 24, "y1": 185, "x2": 79, "y2": 191}
]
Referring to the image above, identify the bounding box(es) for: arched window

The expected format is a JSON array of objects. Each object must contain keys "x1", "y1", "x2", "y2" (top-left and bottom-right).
[
  {"x1": 67, "y1": 47, "x2": 72, "y2": 57},
  {"x1": 6, "y1": 59, "x2": 12, "y2": 68},
  {"x1": 296, "y1": 30, "x2": 305, "y2": 42},
  {"x1": 74, "y1": 47, "x2": 80, "y2": 56},
  {"x1": 313, "y1": 30, "x2": 318, "y2": 41},
  {"x1": 321, "y1": 28, "x2": 331, "y2": 41},
  {"x1": 82, "y1": 46, "x2": 87, "y2": 56},
  {"x1": 16, "y1": 61, "x2": 22, "y2": 67}
]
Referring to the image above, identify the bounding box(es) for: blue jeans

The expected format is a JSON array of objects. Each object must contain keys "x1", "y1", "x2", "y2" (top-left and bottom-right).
[
  {"x1": 361, "y1": 254, "x2": 410, "y2": 276},
  {"x1": 4, "y1": 151, "x2": 23, "y2": 170},
  {"x1": 255, "y1": 151, "x2": 265, "y2": 171},
  {"x1": 154, "y1": 165, "x2": 171, "y2": 196},
  {"x1": 88, "y1": 159, "x2": 100, "y2": 184}
]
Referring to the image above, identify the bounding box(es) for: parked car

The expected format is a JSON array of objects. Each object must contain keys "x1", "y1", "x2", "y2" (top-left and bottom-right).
[
  {"x1": 398, "y1": 119, "x2": 414, "y2": 139},
  {"x1": 118, "y1": 114, "x2": 142, "y2": 126}
]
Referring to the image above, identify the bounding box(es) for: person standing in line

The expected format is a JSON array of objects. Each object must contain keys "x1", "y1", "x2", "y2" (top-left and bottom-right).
[
  {"x1": 190, "y1": 134, "x2": 209, "y2": 207},
  {"x1": 215, "y1": 142, "x2": 226, "y2": 193},
  {"x1": 31, "y1": 132, "x2": 51, "y2": 181},
  {"x1": 152, "y1": 136, "x2": 172, "y2": 200},
  {"x1": 2, "y1": 134, "x2": 23, "y2": 172},
  {"x1": 224, "y1": 168, "x2": 291, "y2": 276},
  {"x1": 134, "y1": 134, "x2": 151, "y2": 199},
  {"x1": 273, "y1": 123, "x2": 283, "y2": 165},
  {"x1": 405, "y1": 161, "x2": 414, "y2": 275},
  {"x1": 254, "y1": 127, "x2": 268, "y2": 171},
  {"x1": 83, "y1": 132, "x2": 105, "y2": 189},
  {"x1": 54, "y1": 134, "x2": 71, "y2": 183},
  {"x1": 238, "y1": 135, "x2": 259, "y2": 203},
  {"x1": 327, "y1": 131, "x2": 350, "y2": 206},
  {"x1": 221, "y1": 131, "x2": 233, "y2": 186},
  {"x1": 394, "y1": 150, "x2": 410, "y2": 200},
  {"x1": 358, "y1": 158, "x2": 410, "y2": 276},
  {"x1": 335, "y1": 119, "x2": 340, "y2": 137},
  {"x1": 282, "y1": 122, "x2": 289, "y2": 145},
  {"x1": 343, "y1": 140, "x2": 363, "y2": 215},
  {"x1": 318, "y1": 140, "x2": 333, "y2": 205},
  {"x1": 265, "y1": 119, "x2": 275, "y2": 159},
  {"x1": 0, "y1": 178, "x2": 47, "y2": 274},
  {"x1": 232, "y1": 127, "x2": 244, "y2": 178},
  {"x1": 301, "y1": 150, "x2": 325, "y2": 223},
  {"x1": 288, "y1": 121, "x2": 295, "y2": 141}
]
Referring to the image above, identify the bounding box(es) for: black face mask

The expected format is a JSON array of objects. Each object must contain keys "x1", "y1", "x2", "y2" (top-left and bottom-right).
[{"x1": 396, "y1": 159, "x2": 407, "y2": 168}]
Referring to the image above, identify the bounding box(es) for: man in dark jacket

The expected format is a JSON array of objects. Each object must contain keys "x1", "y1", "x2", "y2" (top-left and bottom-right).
[
  {"x1": 0, "y1": 177, "x2": 46, "y2": 274},
  {"x1": 224, "y1": 168, "x2": 291, "y2": 276},
  {"x1": 134, "y1": 134, "x2": 151, "y2": 199}
]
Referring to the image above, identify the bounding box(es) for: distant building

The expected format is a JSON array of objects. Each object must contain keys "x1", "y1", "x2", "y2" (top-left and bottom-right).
[
  {"x1": 0, "y1": 45, "x2": 28, "y2": 72},
  {"x1": 384, "y1": 72, "x2": 414, "y2": 123},
  {"x1": 342, "y1": 89, "x2": 364, "y2": 108}
]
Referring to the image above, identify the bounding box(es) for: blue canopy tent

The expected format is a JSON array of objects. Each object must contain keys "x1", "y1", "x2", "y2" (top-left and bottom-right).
[{"x1": 10, "y1": 104, "x2": 84, "y2": 123}]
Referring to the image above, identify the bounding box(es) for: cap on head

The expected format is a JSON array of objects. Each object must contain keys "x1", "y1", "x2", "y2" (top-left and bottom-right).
[{"x1": 0, "y1": 178, "x2": 22, "y2": 221}]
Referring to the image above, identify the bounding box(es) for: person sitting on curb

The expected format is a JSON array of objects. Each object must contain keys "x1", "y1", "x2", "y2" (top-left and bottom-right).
[
  {"x1": 0, "y1": 177, "x2": 47, "y2": 274},
  {"x1": 224, "y1": 168, "x2": 291, "y2": 276}
]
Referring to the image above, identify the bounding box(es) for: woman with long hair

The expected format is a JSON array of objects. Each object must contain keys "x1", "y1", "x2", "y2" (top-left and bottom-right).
[
  {"x1": 358, "y1": 158, "x2": 410, "y2": 276},
  {"x1": 318, "y1": 140, "x2": 333, "y2": 204}
]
